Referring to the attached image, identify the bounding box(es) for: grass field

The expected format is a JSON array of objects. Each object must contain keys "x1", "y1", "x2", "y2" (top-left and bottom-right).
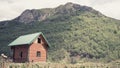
[
  {"x1": 0, "y1": 61, "x2": 120, "y2": 68},
  {"x1": 0, "y1": 56, "x2": 120, "y2": 68}
]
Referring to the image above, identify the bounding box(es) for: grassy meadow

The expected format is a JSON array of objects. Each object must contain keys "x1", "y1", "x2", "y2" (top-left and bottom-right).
[{"x1": 0, "y1": 61, "x2": 120, "y2": 68}]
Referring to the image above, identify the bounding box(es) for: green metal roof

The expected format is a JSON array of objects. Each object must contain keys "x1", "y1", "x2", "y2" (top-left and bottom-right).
[{"x1": 8, "y1": 32, "x2": 50, "y2": 47}]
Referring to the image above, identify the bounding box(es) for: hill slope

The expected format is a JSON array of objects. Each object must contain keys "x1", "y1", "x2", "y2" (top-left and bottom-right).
[{"x1": 0, "y1": 2, "x2": 120, "y2": 63}]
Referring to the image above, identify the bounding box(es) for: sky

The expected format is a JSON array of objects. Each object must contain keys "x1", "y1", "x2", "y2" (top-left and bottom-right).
[{"x1": 0, "y1": 0, "x2": 120, "y2": 21}]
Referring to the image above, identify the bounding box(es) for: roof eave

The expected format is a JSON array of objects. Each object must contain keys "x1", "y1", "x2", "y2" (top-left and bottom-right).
[
  {"x1": 8, "y1": 43, "x2": 31, "y2": 47},
  {"x1": 8, "y1": 32, "x2": 51, "y2": 47},
  {"x1": 41, "y1": 33, "x2": 51, "y2": 47}
]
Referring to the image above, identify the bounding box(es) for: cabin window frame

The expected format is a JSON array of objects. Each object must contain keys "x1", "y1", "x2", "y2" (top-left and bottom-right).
[
  {"x1": 19, "y1": 51, "x2": 23, "y2": 58},
  {"x1": 38, "y1": 38, "x2": 41, "y2": 43},
  {"x1": 36, "y1": 51, "x2": 41, "y2": 57}
]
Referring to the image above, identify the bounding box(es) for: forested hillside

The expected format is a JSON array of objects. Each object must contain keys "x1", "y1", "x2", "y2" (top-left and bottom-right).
[{"x1": 0, "y1": 2, "x2": 120, "y2": 63}]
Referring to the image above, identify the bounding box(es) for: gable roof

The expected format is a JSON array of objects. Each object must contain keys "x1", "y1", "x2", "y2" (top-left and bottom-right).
[{"x1": 8, "y1": 32, "x2": 50, "y2": 47}]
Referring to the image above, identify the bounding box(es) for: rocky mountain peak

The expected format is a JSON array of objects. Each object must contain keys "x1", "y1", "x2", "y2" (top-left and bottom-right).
[{"x1": 15, "y1": 2, "x2": 100, "y2": 24}]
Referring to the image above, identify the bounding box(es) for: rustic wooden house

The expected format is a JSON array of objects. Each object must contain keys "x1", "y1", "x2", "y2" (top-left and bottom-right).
[{"x1": 8, "y1": 32, "x2": 50, "y2": 63}]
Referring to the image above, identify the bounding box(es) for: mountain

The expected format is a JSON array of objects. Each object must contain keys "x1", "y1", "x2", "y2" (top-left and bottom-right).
[
  {"x1": 12, "y1": 2, "x2": 101, "y2": 24},
  {"x1": 0, "y1": 2, "x2": 120, "y2": 63}
]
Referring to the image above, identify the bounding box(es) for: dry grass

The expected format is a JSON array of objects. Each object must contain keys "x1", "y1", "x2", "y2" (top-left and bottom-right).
[{"x1": 0, "y1": 61, "x2": 119, "y2": 68}]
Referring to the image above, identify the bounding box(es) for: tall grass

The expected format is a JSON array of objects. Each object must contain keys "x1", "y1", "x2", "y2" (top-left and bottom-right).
[
  {"x1": 0, "y1": 56, "x2": 120, "y2": 68},
  {"x1": 1, "y1": 62, "x2": 119, "y2": 68}
]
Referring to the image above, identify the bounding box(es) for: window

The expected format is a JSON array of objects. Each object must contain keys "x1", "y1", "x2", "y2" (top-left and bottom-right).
[
  {"x1": 36, "y1": 51, "x2": 41, "y2": 57},
  {"x1": 20, "y1": 52, "x2": 23, "y2": 58},
  {"x1": 38, "y1": 38, "x2": 41, "y2": 43}
]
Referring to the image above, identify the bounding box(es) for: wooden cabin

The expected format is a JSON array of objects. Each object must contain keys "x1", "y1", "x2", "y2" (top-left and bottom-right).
[{"x1": 8, "y1": 32, "x2": 50, "y2": 63}]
